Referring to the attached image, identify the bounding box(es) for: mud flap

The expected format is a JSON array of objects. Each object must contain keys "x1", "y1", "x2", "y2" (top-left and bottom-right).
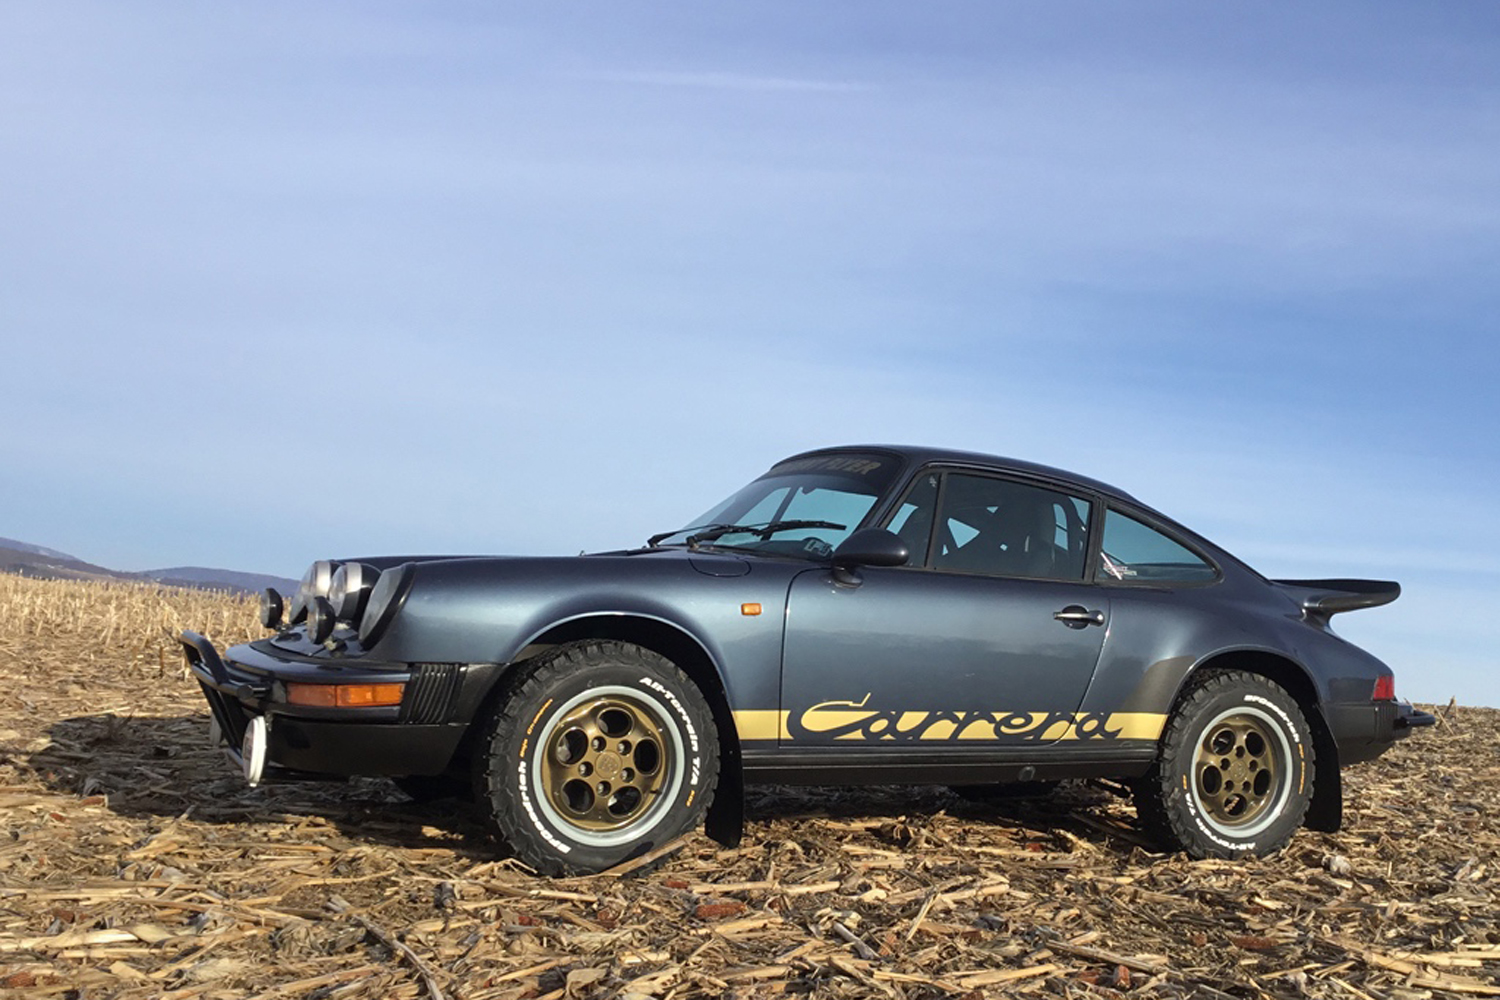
[
  {"x1": 704, "y1": 746, "x2": 743, "y2": 847},
  {"x1": 1304, "y1": 712, "x2": 1342, "y2": 833}
]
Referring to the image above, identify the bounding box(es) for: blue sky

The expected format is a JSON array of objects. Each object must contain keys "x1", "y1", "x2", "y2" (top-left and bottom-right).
[{"x1": 2, "y1": 3, "x2": 1496, "y2": 705}]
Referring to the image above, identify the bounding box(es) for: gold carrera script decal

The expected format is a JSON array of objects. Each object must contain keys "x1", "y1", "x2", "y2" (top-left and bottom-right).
[{"x1": 733, "y1": 695, "x2": 1165, "y2": 743}]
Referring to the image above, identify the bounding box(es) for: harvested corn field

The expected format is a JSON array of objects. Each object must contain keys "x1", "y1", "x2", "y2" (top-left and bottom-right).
[{"x1": 0, "y1": 573, "x2": 1495, "y2": 998}]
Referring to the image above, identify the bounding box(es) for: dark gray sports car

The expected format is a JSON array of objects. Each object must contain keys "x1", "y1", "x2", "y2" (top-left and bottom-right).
[{"x1": 181, "y1": 445, "x2": 1431, "y2": 874}]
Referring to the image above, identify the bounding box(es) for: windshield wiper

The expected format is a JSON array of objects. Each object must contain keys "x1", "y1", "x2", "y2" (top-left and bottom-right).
[
  {"x1": 648, "y1": 519, "x2": 848, "y2": 549},
  {"x1": 686, "y1": 520, "x2": 846, "y2": 548},
  {"x1": 647, "y1": 525, "x2": 716, "y2": 547}
]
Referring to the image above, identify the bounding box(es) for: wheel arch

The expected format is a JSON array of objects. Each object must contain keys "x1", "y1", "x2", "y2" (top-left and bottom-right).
[
  {"x1": 506, "y1": 613, "x2": 745, "y2": 847},
  {"x1": 1180, "y1": 649, "x2": 1342, "y2": 833}
]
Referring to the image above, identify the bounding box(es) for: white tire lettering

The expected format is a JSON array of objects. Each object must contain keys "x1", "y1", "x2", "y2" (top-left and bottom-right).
[
  {"x1": 515, "y1": 760, "x2": 571, "y2": 854},
  {"x1": 1244, "y1": 694, "x2": 1300, "y2": 744}
]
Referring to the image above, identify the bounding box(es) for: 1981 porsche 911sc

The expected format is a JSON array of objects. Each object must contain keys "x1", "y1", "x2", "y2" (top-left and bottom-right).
[{"x1": 181, "y1": 446, "x2": 1432, "y2": 874}]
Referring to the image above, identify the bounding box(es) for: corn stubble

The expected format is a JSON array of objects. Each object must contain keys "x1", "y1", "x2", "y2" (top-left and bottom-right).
[{"x1": 0, "y1": 572, "x2": 1496, "y2": 999}]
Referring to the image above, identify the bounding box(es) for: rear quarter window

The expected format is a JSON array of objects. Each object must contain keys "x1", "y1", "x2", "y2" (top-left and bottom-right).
[{"x1": 1097, "y1": 509, "x2": 1217, "y2": 585}]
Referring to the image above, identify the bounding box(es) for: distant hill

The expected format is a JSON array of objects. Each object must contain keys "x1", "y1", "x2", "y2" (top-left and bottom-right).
[
  {"x1": 0, "y1": 536, "x2": 80, "y2": 562},
  {"x1": 0, "y1": 539, "x2": 297, "y2": 596},
  {"x1": 145, "y1": 566, "x2": 299, "y2": 595},
  {"x1": 0, "y1": 545, "x2": 127, "y2": 584}
]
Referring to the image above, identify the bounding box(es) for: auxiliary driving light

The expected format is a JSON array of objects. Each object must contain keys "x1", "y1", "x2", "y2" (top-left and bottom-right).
[
  {"x1": 307, "y1": 596, "x2": 337, "y2": 644},
  {"x1": 289, "y1": 559, "x2": 340, "y2": 625},
  {"x1": 258, "y1": 588, "x2": 284, "y2": 630},
  {"x1": 242, "y1": 715, "x2": 268, "y2": 787},
  {"x1": 329, "y1": 562, "x2": 380, "y2": 621}
]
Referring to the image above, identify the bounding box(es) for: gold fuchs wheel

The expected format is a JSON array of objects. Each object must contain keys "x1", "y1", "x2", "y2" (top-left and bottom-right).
[
  {"x1": 1135, "y1": 669, "x2": 1314, "y2": 859},
  {"x1": 532, "y1": 686, "x2": 681, "y2": 845},
  {"x1": 476, "y1": 641, "x2": 718, "y2": 875}
]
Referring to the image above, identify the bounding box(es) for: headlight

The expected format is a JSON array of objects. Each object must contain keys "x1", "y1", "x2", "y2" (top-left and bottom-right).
[
  {"x1": 358, "y1": 562, "x2": 415, "y2": 646},
  {"x1": 289, "y1": 559, "x2": 340, "y2": 624},
  {"x1": 329, "y1": 562, "x2": 380, "y2": 622}
]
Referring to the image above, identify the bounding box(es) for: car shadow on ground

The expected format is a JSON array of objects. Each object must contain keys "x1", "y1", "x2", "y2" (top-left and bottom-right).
[
  {"x1": 25, "y1": 713, "x2": 491, "y2": 856},
  {"x1": 744, "y1": 779, "x2": 1148, "y2": 854},
  {"x1": 25, "y1": 712, "x2": 1146, "y2": 860}
]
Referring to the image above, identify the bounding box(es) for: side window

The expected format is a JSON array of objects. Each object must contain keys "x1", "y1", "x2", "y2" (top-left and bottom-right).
[
  {"x1": 1097, "y1": 510, "x2": 1217, "y2": 584},
  {"x1": 931, "y1": 474, "x2": 1092, "y2": 581},
  {"x1": 884, "y1": 472, "x2": 940, "y2": 563}
]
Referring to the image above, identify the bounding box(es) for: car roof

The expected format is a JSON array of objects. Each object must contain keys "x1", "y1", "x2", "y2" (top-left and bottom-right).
[{"x1": 781, "y1": 444, "x2": 1141, "y2": 504}]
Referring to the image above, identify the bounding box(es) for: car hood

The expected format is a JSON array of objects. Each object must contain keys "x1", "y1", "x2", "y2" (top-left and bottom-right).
[
  {"x1": 340, "y1": 547, "x2": 757, "y2": 576},
  {"x1": 345, "y1": 547, "x2": 812, "y2": 664}
]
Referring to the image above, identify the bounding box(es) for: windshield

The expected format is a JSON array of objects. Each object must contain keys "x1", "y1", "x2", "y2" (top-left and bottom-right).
[{"x1": 655, "y1": 452, "x2": 902, "y2": 559}]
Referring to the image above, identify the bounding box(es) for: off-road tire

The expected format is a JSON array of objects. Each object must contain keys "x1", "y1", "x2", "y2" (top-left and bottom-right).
[
  {"x1": 475, "y1": 641, "x2": 719, "y2": 875},
  {"x1": 1135, "y1": 669, "x2": 1314, "y2": 859}
]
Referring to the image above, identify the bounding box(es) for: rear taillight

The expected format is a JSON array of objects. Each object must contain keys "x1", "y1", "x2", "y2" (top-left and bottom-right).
[{"x1": 1372, "y1": 676, "x2": 1396, "y2": 702}]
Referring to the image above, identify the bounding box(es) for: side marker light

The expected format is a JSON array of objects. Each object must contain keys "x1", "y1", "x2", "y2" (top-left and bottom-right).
[{"x1": 741, "y1": 603, "x2": 762, "y2": 616}]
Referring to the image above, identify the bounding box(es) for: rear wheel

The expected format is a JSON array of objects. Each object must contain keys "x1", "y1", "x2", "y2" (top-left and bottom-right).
[
  {"x1": 1135, "y1": 669, "x2": 1314, "y2": 858},
  {"x1": 475, "y1": 641, "x2": 718, "y2": 875}
]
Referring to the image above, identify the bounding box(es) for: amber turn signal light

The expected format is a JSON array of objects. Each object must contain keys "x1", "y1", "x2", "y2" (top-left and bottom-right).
[{"x1": 286, "y1": 682, "x2": 406, "y2": 708}]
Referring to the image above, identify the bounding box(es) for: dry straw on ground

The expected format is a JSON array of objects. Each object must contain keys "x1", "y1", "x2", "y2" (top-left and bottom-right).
[{"x1": 0, "y1": 573, "x2": 1495, "y2": 998}]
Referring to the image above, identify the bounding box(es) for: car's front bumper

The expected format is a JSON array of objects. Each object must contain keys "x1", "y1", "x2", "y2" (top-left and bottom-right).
[
  {"x1": 1325, "y1": 698, "x2": 1436, "y2": 764},
  {"x1": 180, "y1": 630, "x2": 485, "y2": 781}
]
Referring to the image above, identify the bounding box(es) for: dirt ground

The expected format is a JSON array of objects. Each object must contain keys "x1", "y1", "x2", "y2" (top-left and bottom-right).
[{"x1": 0, "y1": 576, "x2": 1496, "y2": 999}]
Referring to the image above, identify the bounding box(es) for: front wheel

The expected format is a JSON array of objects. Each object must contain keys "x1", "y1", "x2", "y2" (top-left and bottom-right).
[
  {"x1": 475, "y1": 641, "x2": 719, "y2": 875},
  {"x1": 1135, "y1": 669, "x2": 1314, "y2": 858}
]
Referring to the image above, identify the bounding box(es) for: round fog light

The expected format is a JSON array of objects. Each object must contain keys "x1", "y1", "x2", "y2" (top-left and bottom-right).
[{"x1": 242, "y1": 715, "x2": 268, "y2": 787}]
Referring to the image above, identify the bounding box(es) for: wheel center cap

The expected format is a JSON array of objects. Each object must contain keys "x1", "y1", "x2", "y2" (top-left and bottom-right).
[{"x1": 595, "y1": 752, "x2": 623, "y2": 779}]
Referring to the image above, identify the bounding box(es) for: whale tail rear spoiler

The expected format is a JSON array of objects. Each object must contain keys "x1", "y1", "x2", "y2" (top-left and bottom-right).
[{"x1": 1272, "y1": 578, "x2": 1400, "y2": 623}]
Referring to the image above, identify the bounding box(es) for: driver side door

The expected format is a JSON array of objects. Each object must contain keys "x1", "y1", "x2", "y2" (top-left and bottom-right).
[{"x1": 779, "y1": 469, "x2": 1111, "y2": 749}]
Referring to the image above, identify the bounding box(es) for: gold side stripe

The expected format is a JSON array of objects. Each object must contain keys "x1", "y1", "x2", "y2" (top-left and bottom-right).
[
  {"x1": 1105, "y1": 712, "x2": 1167, "y2": 740},
  {"x1": 732, "y1": 710, "x2": 791, "y2": 741},
  {"x1": 731, "y1": 710, "x2": 1166, "y2": 742}
]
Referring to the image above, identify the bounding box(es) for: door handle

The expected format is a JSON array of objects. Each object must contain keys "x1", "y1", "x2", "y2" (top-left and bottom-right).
[{"x1": 1053, "y1": 605, "x2": 1105, "y2": 629}]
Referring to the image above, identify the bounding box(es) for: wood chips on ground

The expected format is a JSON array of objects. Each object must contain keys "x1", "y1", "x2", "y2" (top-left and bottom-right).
[{"x1": 0, "y1": 574, "x2": 1495, "y2": 999}]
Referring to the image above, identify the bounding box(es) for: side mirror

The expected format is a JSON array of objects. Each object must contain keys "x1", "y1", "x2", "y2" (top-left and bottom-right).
[{"x1": 831, "y1": 528, "x2": 909, "y2": 584}]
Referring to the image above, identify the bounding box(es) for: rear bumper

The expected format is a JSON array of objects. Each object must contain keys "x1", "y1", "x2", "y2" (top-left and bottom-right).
[
  {"x1": 1325, "y1": 698, "x2": 1436, "y2": 765},
  {"x1": 179, "y1": 630, "x2": 474, "y2": 780}
]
